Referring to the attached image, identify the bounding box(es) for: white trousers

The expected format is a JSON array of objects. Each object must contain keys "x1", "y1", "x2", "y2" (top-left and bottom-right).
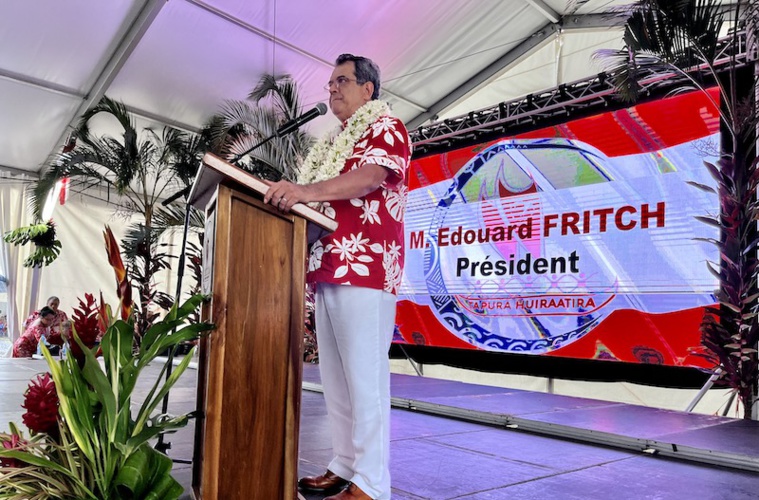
[{"x1": 315, "y1": 283, "x2": 396, "y2": 500}]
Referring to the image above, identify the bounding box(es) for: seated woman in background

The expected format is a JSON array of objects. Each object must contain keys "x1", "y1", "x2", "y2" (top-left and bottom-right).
[
  {"x1": 23, "y1": 296, "x2": 69, "y2": 331},
  {"x1": 13, "y1": 307, "x2": 56, "y2": 358}
]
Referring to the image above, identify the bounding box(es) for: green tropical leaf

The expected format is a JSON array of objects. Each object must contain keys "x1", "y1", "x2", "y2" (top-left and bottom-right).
[
  {"x1": 3, "y1": 222, "x2": 51, "y2": 245},
  {"x1": 0, "y1": 450, "x2": 72, "y2": 476},
  {"x1": 40, "y1": 344, "x2": 96, "y2": 462},
  {"x1": 124, "y1": 414, "x2": 190, "y2": 456},
  {"x1": 77, "y1": 337, "x2": 119, "y2": 444},
  {"x1": 114, "y1": 445, "x2": 152, "y2": 499},
  {"x1": 3, "y1": 221, "x2": 63, "y2": 267},
  {"x1": 132, "y1": 346, "x2": 197, "y2": 438},
  {"x1": 685, "y1": 180, "x2": 716, "y2": 193},
  {"x1": 693, "y1": 215, "x2": 720, "y2": 227}
]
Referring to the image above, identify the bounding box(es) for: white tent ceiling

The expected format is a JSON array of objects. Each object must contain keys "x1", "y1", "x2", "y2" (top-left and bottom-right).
[{"x1": 1, "y1": 0, "x2": 639, "y2": 178}]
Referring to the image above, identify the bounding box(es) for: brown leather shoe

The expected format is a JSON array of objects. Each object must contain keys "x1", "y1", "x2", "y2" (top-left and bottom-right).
[
  {"x1": 324, "y1": 483, "x2": 372, "y2": 500},
  {"x1": 297, "y1": 470, "x2": 349, "y2": 493}
]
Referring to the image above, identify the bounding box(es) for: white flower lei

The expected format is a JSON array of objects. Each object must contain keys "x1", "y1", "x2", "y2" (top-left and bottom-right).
[{"x1": 297, "y1": 100, "x2": 391, "y2": 185}]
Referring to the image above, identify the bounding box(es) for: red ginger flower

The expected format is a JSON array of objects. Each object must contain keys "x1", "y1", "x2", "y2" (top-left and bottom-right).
[
  {"x1": 70, "y1": 293, "x2": 104, "y2": 366},
  {"x1": 21, "y1": 373, "x2": 59, "y2": 435},
  {"x1": 0, "y1": 433, "x2": 26, "y2": 468}
]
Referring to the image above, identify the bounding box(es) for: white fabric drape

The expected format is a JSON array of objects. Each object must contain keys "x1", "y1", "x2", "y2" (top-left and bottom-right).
[
  {"x1": 0, "y1": 181, "x2": 38, "y2": 356},
  {"x1": 0, "y1": 183, "x2": 197, "y2": 357},
  {"x1": 37, "y1": 192, "x2": 135, "y2": 317},
  {"x1": 36, "y1": 191, "x2": 190, "y2": 321}
]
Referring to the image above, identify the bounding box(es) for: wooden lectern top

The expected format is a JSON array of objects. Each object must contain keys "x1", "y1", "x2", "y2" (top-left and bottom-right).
[{"x1": 188, "y1": 153, "x2": 337, "y2": 235}]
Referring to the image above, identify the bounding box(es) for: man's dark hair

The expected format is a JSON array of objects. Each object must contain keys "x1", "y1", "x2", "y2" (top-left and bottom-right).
[
  {"x1": 39, "y1": 306, "x2": 55, "y2": 318},
  {"x1": 336, "y1": 54, "x2": 381, "y2": 100}
]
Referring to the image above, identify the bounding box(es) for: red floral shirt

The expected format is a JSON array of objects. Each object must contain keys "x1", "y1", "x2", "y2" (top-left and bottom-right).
[
  {"x1": 23, "y1": 309, "x2": 68, "y2": 345},
  {"x1": 307, "y1": 115, "x2": 411, "y2": 295},
  {"x1": 12, "y1": 319, "x2": 48, "y2": 358}
]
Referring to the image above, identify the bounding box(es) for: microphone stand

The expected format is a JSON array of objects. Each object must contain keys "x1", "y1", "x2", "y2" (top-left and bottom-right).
[
  {"x1": 156, "y1": 129, "x2": 282, "y2": 209},
  {"x1": 154, "y1": 190, "x2": 193, "y2": 460},
  {"x1": 153, "y1": 127, "x2": 293, "y2": 457}
]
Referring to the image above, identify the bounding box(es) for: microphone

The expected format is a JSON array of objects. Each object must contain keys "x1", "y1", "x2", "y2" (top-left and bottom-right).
[
  {"x1": 276, "y1": 103, "x2": 328, "y2": 137},
  {"x1": 163, "y1": 104, "x2": 330, "y2": 207},
  {"x1": 229, "y1": 103, "x2": 329, "y2": 165}
]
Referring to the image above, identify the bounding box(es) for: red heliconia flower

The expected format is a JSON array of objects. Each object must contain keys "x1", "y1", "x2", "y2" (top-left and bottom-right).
[
  {"x1": 21, "y1": 373, "x2": 59, "y2": 435},
  {"x1": 97, "y1": 291, "x2": 109, "y2": 334},
  {"x1": 0, "y1": 433, "x2": 26, "y2": 468},
  {"x1": 70, "y1": 293, "x2": 105, "y2": 366},
  {"x1": 104, "y1": 225, "x2": 133, "y2": 321}
]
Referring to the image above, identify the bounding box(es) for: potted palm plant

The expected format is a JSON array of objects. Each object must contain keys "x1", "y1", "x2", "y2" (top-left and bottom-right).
[
  {"x1": 204, "y1": 74, "x2": 314, "y2": 182},
  {"x1": 31, "y1": 96, "x2": 209, "y2": 337},
  {"x1": 595, "y1": 0, "x2": 759, "y2": 418}
]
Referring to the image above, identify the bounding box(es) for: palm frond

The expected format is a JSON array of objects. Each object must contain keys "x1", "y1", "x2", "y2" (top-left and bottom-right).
[
  {"x1": 203, "y1": 100, "x2": 264, "y2": 157},
  {"x1": 121, "y1": 224, "x2": 162, "y2": 262},
  {"x1": 202, "y1": 113, "x2": 236, "y2": 156},
  {"x1": 249, "y1": 74, "x2": 306, "y2": 123},
  {"x1": 595, "y1": 1, "x2": 734, "y2": 137},
  {"x1": 248, "y1": 73, "x2": 282, "y2": 101},
  {"x1": 268, "y1": 77, "x2": 303, "y2": 121},
  {"x1": 248, "y1": 74, "x2": 300, "y2": 117},
  {"x1": 219, "y1": 100, "x2": 270, "y2": 134},
  {"x1": 164, "y1": 130, "x2": 207, "y2": 185},
  {"x1": 596, "y1": 1, "x2": 727, "y2": 98},
  {"x1": 30, "y1": 153, "x2": 115, "y2": 218},
  {"x1": 34, "y1": 94, "x2": 207, "y2": 221},
  {"x1": 204, "y1": 72, "x2": 314, "y2": 181},
  {"x1": 76, "y1": 97, "x2": 138, "y2": 161},
  {"x1": 227, "y1": 135, "x2": 291, "y2": 180},
  {"x1": 151, "y1": 205, "x2": 205, "y2": 235}
]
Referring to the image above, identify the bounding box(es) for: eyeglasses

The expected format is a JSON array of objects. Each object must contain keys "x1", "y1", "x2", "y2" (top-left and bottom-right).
[{"x1": 324, "y1": 76, "x2": 358, "y2": 91}]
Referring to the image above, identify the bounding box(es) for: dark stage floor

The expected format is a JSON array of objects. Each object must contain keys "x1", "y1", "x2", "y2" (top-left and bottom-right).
[{"x1": 1, "y1": 358, "x2": 758, "y2": 499}]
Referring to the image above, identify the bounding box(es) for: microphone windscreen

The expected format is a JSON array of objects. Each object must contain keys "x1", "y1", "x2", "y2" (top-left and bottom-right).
[{"x1": 277, "y1": 103, "x2": 329, "y2": 137}]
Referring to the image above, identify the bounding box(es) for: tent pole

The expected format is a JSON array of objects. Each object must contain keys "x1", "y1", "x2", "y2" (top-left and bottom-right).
[{"x1": 685, "y1": 367, "x2": 722, "y2": 413}]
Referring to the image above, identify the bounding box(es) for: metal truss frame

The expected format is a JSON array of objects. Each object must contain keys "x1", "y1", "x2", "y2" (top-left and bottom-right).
[{"x1": 410, "y1": 31, "x2": 751, "y2": 158}]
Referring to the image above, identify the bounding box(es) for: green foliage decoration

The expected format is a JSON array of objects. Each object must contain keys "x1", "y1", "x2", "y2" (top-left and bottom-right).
[
  {"x1": 0, "y1": 226, "x2": 214, "y2": 498},
  {"x1": 0, "y1": 294, "x2": 213, "y2": 499},
  {"x1": 595, "y1": 0, "x2": 759, "y2": 417},
  {"x1": 3, "y1": 220, "x2": 62, "y2": 268}
]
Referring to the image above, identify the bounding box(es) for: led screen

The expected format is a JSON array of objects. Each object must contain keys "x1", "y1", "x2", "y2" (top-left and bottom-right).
[{"x1": 396, "y1": 88, "x2": 721, "y2": 369}]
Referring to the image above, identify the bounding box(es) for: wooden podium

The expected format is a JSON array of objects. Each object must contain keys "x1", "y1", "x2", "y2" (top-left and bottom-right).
[{"x1": 188, "y1": 153, "x2": 336, "y2": 500}]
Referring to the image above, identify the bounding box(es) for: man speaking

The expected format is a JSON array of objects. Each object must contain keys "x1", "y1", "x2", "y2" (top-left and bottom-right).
[{"x1": 264, "y1": 53, "x2": 411, "y2": 500}]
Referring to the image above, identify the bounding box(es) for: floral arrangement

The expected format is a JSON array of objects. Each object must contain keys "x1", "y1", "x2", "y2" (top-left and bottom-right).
[
  {"x1": 296, "y1": 99, "x2": 390, "y2": 186},
  {"x1": 0, "y1": 226, "x2": 213, "y2": 499}
]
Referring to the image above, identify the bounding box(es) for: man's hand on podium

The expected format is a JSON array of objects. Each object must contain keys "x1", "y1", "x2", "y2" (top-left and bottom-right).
[
  {"x1": 264, "y1": 179, "x2": 310, "y2": 213},
  {"x1": 264, "y1": 163, "x2": 389, "y2": 214}
]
